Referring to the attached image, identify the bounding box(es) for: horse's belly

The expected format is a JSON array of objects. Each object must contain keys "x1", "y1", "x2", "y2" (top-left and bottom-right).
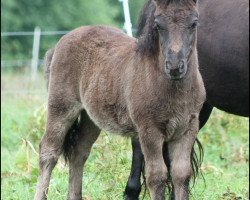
[{"x1": 83, "y1": 99, "x2": 135, "y2": 136}]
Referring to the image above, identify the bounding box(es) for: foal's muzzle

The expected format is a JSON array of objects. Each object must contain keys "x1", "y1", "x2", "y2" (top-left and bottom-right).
[{"x1": 165, "y1": 60, "x2": 187, "y2": 80}]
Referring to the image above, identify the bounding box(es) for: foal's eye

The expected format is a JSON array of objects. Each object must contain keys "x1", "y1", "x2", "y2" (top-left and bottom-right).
[{"x1": 189, "y1": 20, "x2": 199, "y2": 30}]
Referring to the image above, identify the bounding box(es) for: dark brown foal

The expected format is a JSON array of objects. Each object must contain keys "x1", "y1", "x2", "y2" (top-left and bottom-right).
[{"x1": 35, "y1": 0, "x2": 205, "y2": 199}]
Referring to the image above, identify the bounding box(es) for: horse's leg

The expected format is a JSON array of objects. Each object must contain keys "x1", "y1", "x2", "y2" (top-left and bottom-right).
[
  {"x1": 34, "y1": 100, "x2": 82, "y2": 200},
  {"x1": 124, "y1": 137, "x2": 144, "y2": 200},
  {"x1": 168, "y1": 116, "x2": 199, "y2": 200},
  {"x1": 162, "y1": 142, "x2": 171, "y2": 181},
  {"x1": 138, "y1": 125, "x2": 167, "y2": 200},
  {"x1": 162, "y1": 102, "x2": 213, "y2": 196},
  {"x1": 67, "y1": 111, "x2": 100, "y2": 200},
  {"x1": 199, "y1": 102, "x2": 213, "y2": 129}
]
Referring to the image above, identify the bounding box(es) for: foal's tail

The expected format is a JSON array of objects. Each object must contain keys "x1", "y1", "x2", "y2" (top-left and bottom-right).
[
  {"x1": 44, "y1": 48, "x2": 55, "y2": 89},
  {"x1": 43, "y1": 48, "x2": 80, "y2": 163}
]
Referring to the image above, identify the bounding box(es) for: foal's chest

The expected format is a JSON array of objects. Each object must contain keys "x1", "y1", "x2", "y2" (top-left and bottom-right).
[{"x1": 126, "y1": 81, "x2": 199, "y2": 138}]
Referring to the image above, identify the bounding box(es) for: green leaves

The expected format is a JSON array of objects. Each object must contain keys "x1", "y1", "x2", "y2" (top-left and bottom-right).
[{"x1": 2, "y1": 0, "x2": 145, "y2": 62}]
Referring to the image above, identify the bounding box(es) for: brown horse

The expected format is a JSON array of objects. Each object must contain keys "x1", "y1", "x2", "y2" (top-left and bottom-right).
[{"x1": 35, "y1": 0, "x2": 205, "y2": 199}]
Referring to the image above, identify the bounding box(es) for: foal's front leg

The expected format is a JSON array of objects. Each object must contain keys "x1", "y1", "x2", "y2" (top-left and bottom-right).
[
  {"x1": 168, "y1": 116, "x2": 199, "y2": 200},
  {"x1": 138, "y1": 125, "x2": 167, "y2": 200}
]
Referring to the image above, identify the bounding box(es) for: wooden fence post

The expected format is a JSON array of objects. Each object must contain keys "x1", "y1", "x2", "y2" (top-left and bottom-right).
[{"x1": 31, "y1": 26, "x2": 41, "y2": 80}]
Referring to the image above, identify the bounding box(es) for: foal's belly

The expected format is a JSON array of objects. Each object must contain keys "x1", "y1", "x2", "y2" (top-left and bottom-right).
[{"x1": 84, "y1": 102, "x2": 135, "y2": 136}]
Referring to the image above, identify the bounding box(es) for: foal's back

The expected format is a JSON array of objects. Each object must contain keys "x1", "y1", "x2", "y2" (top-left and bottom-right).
[{"x1": 49, "y1": 26, "x2": 135, "y2": 98}]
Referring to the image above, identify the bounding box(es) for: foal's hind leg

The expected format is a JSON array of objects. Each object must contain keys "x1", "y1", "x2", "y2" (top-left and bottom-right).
[
  {"x1": 124, "y1": 138, "x2": 144, "y2": 200},
  {"x1": 67, "y1": 111, "x2": 100, "y2": 200},
  {"x1": 34, "y1": 100, "x2": 82, "y2": 200}
]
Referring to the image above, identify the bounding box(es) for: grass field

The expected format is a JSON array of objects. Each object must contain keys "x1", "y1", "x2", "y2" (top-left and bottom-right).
[{"x1": 1, "y1": 72, "x2": 249, "y2": 200}]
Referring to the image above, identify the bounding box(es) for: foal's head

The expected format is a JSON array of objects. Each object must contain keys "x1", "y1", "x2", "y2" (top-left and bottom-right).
[{"x1": 137, "y1": 0, "x2": 199, "y2": 80}]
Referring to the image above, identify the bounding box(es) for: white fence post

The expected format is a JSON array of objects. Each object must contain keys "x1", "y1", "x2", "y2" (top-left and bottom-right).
[
  {"x1": 31, "y1": 26, "x2": 41, "y2": 80},
  {"x1": 119, "y1": 0, "x2": 133, "y2": 37}
]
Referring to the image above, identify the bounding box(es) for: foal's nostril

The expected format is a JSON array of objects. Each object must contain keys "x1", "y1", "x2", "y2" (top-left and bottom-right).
[
  {"x1": 170, "y1": 68, "x2": 181, "y2": 77},
  {"x1": 179, "y1": 61, "x2": 184, "y2": 69},
  {"x1": 178, "y1": 61, "x2": 185, "y2": 73}
]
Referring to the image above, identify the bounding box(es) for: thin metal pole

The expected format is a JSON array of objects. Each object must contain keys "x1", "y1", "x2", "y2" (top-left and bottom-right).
[
  {"x1": 31, "y1": 26, "x2": 41, "y2": 80},
  {"x1": 119, "y1": 0, "x2": 133, "y2": 37}
]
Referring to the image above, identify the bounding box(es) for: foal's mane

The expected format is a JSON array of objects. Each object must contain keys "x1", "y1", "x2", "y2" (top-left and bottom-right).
[{"x1": 136, "y1": 0, "x2": 159, "y2": 56}]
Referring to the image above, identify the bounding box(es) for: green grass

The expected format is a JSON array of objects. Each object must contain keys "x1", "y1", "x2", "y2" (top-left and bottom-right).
[{"x1": 1, "y1": 72, "x2": 249, "y2": 200}]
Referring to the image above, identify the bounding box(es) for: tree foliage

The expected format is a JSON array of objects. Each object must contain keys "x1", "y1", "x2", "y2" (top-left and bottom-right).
[{"x1": 1, "y1": 0, "x2": 144, "y2": 61}]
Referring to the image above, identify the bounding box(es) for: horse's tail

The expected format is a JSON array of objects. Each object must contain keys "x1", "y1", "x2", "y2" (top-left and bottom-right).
[
  {"x1": 62, "y1": 116, "x2": 82, "y2": 163},
  {"x1": 44, "y1": 48, "x2": 55, "y2": 89},
  {"x1": 43, "y1": 47, "x2": 80, "y2": 163}
]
